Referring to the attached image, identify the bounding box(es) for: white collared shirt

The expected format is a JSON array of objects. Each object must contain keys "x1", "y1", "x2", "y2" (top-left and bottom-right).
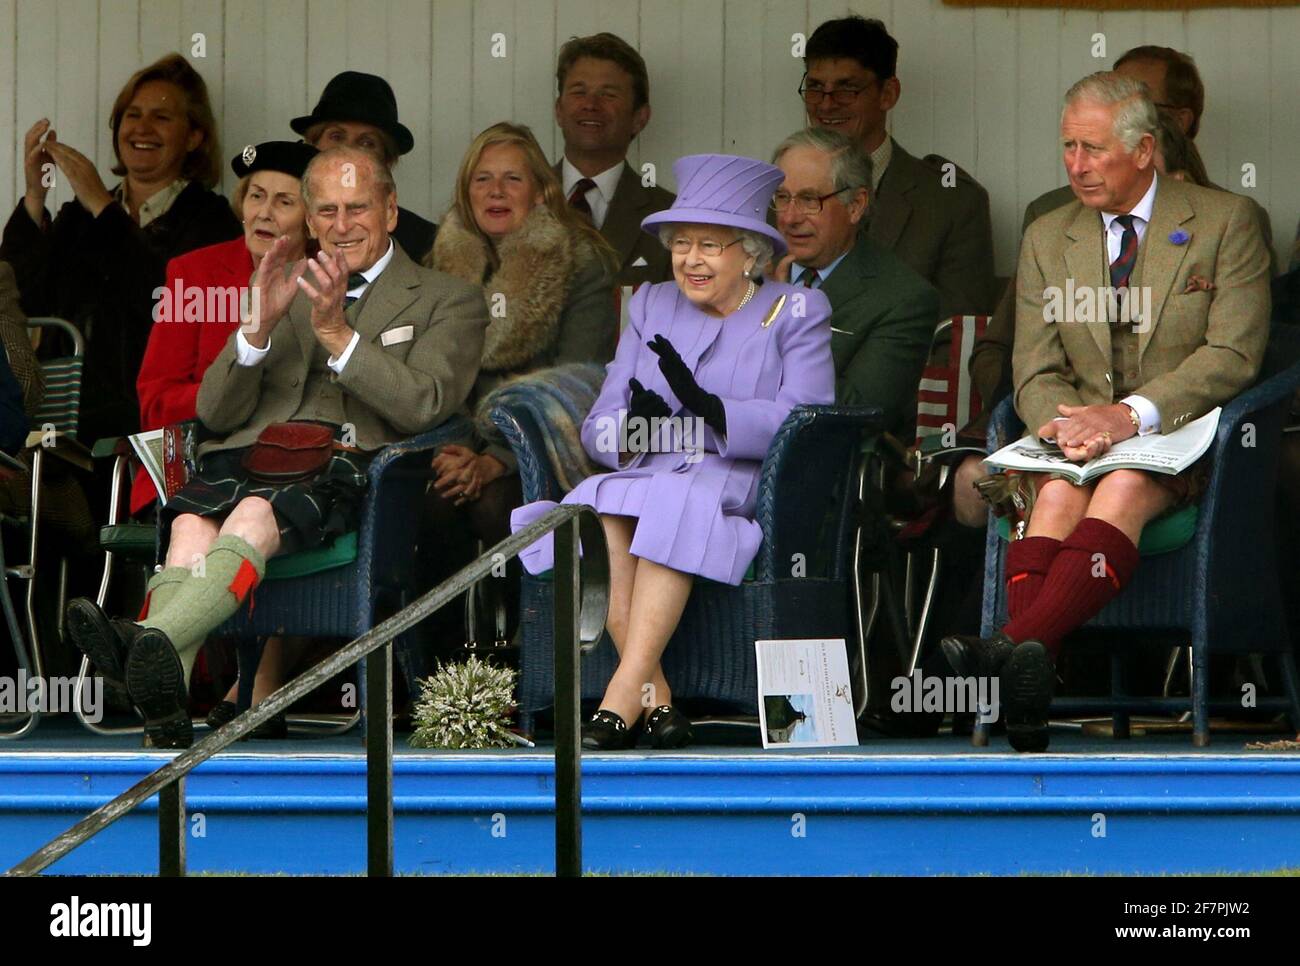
[
  {"x1": 1101, "y1": 171, "x2": 1158, "y2": 263},
  {"x1": 235, "y1": 238, "x2": 395, "y2": 373},
  {"x1": 115, "y1": 178, "x2": 189, "y2": 229},
  {"x1": 1100, "y1": 172, "x2": 1160, "y2": 435},
  {"x1": 561, "y1": 157, "x2": 624, "y2": 230}
]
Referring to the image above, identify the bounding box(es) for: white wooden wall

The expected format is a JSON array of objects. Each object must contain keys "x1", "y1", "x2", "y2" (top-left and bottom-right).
[{"x1": 2, "y1": 0, "x2": 1298, "y2": 274}]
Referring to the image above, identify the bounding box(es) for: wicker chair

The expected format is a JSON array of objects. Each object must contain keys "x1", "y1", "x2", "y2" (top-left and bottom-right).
[
  {"x1": 977, "y1": 324, "x2": 1300, "y2": 746},
  {"x1": 492, "y1": 401, "x2": 882, "y2": 734}
]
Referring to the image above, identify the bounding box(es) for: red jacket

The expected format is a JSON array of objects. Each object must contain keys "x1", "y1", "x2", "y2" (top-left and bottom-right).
[{"x1": 132, "y1": 237, "x2": 252, "y2": 514}]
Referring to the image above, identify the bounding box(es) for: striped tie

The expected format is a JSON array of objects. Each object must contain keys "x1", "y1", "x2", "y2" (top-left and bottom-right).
[
  {"x1": 1110, "y1": 214, "x2": 1139, "y2": 291},
  {"x1": 568, "y1": 178, "x2": 596, "y2": 220},
  {"x1": 345, "y1": 272, "x2": 366, "y2": 307},
  {"x1": 800, "y1": 269, "x2": 819, "y2": 289}
]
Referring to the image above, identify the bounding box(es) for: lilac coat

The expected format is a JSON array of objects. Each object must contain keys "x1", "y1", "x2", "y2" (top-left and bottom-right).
[{"x1": 510, "y1": 279, "x2": 835, "y2": 585}]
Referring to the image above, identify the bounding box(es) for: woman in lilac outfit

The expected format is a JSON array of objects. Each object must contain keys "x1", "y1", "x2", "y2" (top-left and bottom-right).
[{"x1": 510, "y1": 154, "x2": 835, "y2": 749}]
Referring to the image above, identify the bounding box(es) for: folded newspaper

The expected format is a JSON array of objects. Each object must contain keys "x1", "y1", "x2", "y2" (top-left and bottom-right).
[{"x1": 984, "y1": 407, "x2": 1220, "y2": 483}]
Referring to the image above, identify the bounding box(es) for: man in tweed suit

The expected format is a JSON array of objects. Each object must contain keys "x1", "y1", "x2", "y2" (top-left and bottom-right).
[
  {"x1": 942, "y1": 73, "x2": 1271, "y2": 752},
  {"x1": 66, "y1": 146, "x2": 488, "y2": 747}
]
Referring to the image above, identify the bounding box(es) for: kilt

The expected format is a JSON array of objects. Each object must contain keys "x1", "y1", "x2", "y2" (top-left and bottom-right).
[{"x1": 162, "y1": 446, "x2": 371, "y2": 556}]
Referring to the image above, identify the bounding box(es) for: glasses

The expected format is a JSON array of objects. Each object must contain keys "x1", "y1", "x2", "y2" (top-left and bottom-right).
[
  {"x1": 798, "y1": 78, "x2": 871, "y2": 106},
  {"x1": 770, "y1": 187, "x2": 854, "y2": 214},
  {"x1": 668, "y1": 236, "x2": 744, "y2": 257}
]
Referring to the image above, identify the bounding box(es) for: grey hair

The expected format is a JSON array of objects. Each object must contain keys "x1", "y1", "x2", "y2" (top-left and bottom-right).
[
  {"x1": 656, "y1": 224, "x2": 774, "y2": 279},
  {"x1": 770, "y1": 127, "x2": 873, "y2": 198},
  {"x1": 1062, "y1": 71, "x2": 1158, "y2": 153},
  {"x1": 300, "y1": 145, "x2": 396, "y2": 210}
]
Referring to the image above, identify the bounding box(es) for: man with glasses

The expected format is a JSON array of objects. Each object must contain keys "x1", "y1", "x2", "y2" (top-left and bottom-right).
[
  {"x1": 801, "y1": 15, "x2": 996, "y2": 318},
  {"x1": 771, "y1": 128, "x2": 936, "y2": 434}
]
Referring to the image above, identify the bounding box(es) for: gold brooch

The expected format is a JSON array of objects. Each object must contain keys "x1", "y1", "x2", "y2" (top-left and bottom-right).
[{"x1": 761, "y1": 294, "x2": 786, "y2": 328}]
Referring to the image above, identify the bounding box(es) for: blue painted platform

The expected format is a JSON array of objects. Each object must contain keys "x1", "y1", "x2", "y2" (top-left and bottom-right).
[{"x1": 4, "y1": 718, "x2": 1300, "y2": 875}]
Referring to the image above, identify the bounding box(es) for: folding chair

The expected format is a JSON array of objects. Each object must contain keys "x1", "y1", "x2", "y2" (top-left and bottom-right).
[{"x1": 1, "y1": 317, "x2": 90, "y2": 739}]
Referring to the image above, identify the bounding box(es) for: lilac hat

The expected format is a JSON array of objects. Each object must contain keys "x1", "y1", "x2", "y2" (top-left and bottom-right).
[{"x1": 642, "y1": 154, "x2": 788, "y2": 258}]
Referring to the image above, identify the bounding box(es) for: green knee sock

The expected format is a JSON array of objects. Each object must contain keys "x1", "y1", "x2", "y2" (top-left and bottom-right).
[
  {"x1": 141, "y1": 565, "x2": 189, "y2": 620},
  {"x1": 141, "y1": 535, "x2": 266, "y2": 685}
]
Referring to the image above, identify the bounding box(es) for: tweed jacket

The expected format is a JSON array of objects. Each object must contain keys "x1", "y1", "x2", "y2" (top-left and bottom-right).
[
  {"x1": 558, "y1": 160, "x2": 676, "y2": 287},
  {"x1": 867, "y1": 139, "x2": 997, "y2": 317},
  {"x1": 819, "y1": 233, "x2": 939, "y2": 434},
  {"x1": 196, "y1": 244, "x2": 488, "y2": 455},
  {"x1": 1014, "y1": 175, "x2": 1271, "y2": 438}
]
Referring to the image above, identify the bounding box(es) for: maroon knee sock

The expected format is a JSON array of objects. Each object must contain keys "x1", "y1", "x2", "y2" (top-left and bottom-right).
[
  {"x1": 1005, "y1": 536, "x2": 1062, "y2": 620},
  {"x1": 1002, "y1": 518, "x2": 1140, "y2": 656}
]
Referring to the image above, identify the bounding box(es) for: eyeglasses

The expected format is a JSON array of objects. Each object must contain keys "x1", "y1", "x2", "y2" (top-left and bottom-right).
[
  {"x1": 798, "y1": 78, "x2": 871, "y2": 106},
  {"x1": 668, "y1": 236, "x2": 744, "y2": 257},
  {"x1": 770, "y1": 187, "x2": 855, "y2": 214}
]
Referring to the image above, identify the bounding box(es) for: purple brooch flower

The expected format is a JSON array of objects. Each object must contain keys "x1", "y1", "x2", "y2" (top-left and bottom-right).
[{"x1": 1169, "y1": 229, "x2": 1190, "y2": 245}]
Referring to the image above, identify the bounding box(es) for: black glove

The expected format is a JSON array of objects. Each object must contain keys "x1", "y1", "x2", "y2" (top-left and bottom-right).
[
  {"x1": 627, "y1": 377, "x2": 671, "y2": 422},
  {"x1": 646, "y1": 334, "x2": 727, "y2": 436}
]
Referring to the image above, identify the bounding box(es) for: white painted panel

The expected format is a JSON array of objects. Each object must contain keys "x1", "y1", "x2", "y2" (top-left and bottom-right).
[
  {"x1": 470, "y1": 0, "x2": 515, "y2": 134},
  {"x1": 16, "y1": 0, "x2": 58, "y2": 208},
  {"x1": 96, "y1": 0, "x2": 140, "y2": 176},
  {"x1": 973, "y1": 8, "x2": 1017, "y2": 274},
  {"x1": 386, "y1": 0, "x2": 433, "y2": 229},
  {"x1": 54, "y1": 0, "x2": 100, "y2": 211},
  {"x1": 429, "y1": 0, "x2": 473, "y2": 220},
  {"x1": 138, "y1": 0, "x2": 183, "y2": 63},
  {"x1": 0, "y1": 0, "x2": 15, "y2": 209}
]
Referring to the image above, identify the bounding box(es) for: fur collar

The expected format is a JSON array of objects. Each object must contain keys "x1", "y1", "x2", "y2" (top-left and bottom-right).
[{"x1": 432, "y1": 206, "x2": 589, "y2": 372}]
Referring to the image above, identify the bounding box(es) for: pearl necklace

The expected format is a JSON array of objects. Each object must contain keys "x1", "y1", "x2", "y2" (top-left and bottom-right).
[{"x1": 734, "y1": 280, "x2": 756, "y2": 313}]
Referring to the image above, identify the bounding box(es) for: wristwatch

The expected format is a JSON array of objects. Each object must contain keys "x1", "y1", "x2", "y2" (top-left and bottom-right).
[{"x1": 1123, "y1": 403, "x2": 1141, "y2": 432}]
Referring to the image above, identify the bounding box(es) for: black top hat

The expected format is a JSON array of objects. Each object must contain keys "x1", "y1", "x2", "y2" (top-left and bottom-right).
[
  {"x1": 230, "y1": 140, "x2": 319, "y2": 180},
  {"x1": 290, "y1": 71, "x2": 415, "y2": 156}
]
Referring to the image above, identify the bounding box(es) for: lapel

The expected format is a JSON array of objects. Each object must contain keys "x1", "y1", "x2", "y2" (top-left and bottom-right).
[
  {"x1": 351, "y1": 244, "x2": 420, "y2": 342},
  {"x1": 1134, "y1": 177, "x2": 1193, "y2": 359},
  {"x1": 867, "y1": 139, "x2": 913, "y2": 252},
  {"x1": 598, "y1": 162, "x2": 646, "y2": 270},
  {"x1": 290, "y1": 243, "x2": 421, "y2": 364},
  {"x1": 817, "y1": 233, "x2": 878, "y2": 329},
  {"x1": 1063, "y1": 203, "x2": 1112, "y2": 364}
]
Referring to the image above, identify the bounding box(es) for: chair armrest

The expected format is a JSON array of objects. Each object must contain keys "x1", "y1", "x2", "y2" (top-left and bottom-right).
[
  {"x1": 365, "y1": 415, "x2": 473, "y2": 488},
  {"x1": 90, "y1": 435, "x2": 132, "y2": 460},
  {"x1": 753, "y1": 404, "x2": 883, "y2": 582},
  {"x1": 27, "y1": 432, "x2": 93, "y2": 472},
  {"x1": 488, "y1": 403, "x2": 563, "y2": 503}
]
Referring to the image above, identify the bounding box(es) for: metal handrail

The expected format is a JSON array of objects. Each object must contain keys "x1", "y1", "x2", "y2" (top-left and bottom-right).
[{"x1": 5, "y1": 504, "x2": 610, "y2": 878}]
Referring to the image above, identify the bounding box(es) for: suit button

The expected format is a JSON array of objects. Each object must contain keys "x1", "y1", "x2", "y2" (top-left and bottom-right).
[{"x1": 290, "y1": 377, "x2": 300, "y2": 387}]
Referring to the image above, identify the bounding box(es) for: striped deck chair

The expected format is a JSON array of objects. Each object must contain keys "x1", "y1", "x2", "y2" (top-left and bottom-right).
[
  {"x1": 916, "y1": 314, "x2": 990, "y2": 445},
  {"x1": 0, "y1": 318, "x2": 89, "y2": 739}
]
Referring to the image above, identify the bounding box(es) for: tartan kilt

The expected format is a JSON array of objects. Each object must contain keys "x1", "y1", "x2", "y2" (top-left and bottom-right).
[{"x1": 161, "y1": 446, "x2": 371, "y2": 556}]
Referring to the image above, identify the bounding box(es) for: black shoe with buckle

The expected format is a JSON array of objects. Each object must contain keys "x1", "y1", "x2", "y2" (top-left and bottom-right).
[
  {"x1": 940, "y1": 631, "x2": 1016, "y2": 679},
  {"x1": 644, "y1": 705, "x2": 693, "y2": 749},
  {"x1": 1001, "y1": 640, "x2": 1055, "y2": 753},
  {"x1": 581, "y1": 709, "x2": 639, "y2": 750},
  {"x1": 125, "y1": 627, "x2": 193, "y2": 750}
]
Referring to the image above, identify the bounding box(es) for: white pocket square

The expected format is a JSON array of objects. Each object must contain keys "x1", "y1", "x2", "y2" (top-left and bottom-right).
[
  {"x1": 380, "y1": 324, "x2": 414, "y2": 347},
  {"x1": 830, "y1": 326, "x2": 852, "y2": 335},
  {"x1": 631, "y1": 256, "x2": 648, "y2": 267}
]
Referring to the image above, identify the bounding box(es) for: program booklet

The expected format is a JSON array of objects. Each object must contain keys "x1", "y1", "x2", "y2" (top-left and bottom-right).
[
  {"x1": 129, "y1": 426, "x2": 192, "y2": 506},
  {"x1": 983, "y1": 407, "x2": 1220, "y2": 483},
  {"x1": 755, "y1": 639, "x2": 858, "y2": 749}
]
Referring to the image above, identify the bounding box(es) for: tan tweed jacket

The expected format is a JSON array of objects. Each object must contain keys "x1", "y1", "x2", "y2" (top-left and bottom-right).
[
  {"x1": 197, "y1": 244, "x2": 489, "y2": 454},
  {"x1": 1013, "y1": 175, "x2": 1271, "y2": 437}
]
